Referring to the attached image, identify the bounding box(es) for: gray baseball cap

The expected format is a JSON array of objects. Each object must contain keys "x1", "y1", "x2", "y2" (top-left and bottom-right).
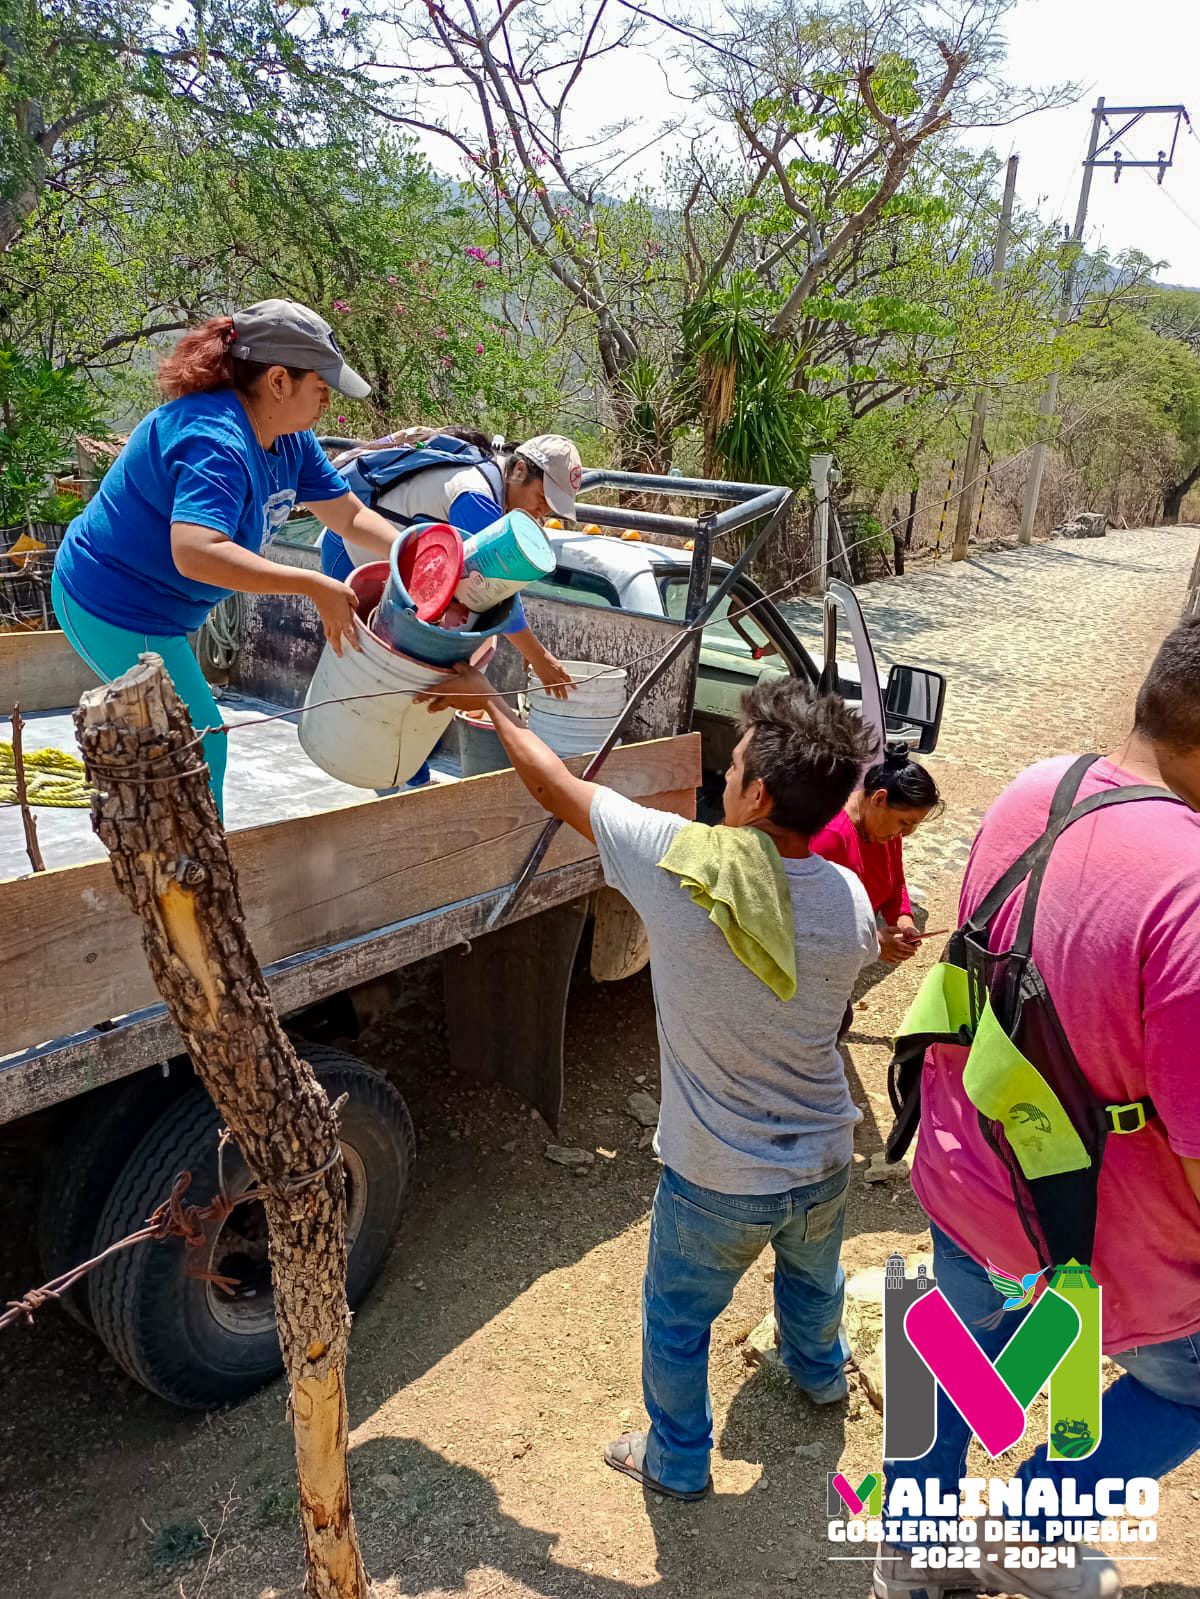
[{"x1": 230, "y1": 299, "x2": 371, "y2": 399}]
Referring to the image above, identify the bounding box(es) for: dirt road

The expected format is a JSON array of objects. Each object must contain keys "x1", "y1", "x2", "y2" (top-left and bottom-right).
[{"x1": 2, "y1": 526, "x2": 1197, "y2": 1599}]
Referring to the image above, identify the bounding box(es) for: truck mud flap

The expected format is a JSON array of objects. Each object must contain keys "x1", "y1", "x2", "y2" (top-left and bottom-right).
[{"x1": 442, "y1": 898, "x2": 589, "y2": 1131}]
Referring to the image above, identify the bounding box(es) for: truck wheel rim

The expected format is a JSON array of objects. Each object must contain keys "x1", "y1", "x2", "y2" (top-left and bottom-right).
[{"x1": 204, "y1": 1142, "x2": 368, "y2": 1337}]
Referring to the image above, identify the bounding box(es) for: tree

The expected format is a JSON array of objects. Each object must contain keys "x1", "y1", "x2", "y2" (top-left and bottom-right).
[
  {"x1": 0, "y1": 347, "x2": 99, "y2": 527},
  {"x1": 1142, "y1": 286, "x2": 1200, "y2": 522},
  {"x1": 1056, "y1": 307, "x2": 1200, "y2": 527},
  {"x1": 0, "y1": 0, "x2": 382, "y2": 258},
  {"x1": 669, "y1": 0, "x2": 1068, "y2": 491},
  {"x1": 388, "y1": 0, "x2": 692, "y2": 466}
]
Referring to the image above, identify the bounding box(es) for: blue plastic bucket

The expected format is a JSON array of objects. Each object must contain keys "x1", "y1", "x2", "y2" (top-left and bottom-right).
[
  {"x1": 455, "y1": 510, "x2": 554, "y2": 611},
  {"x1": 374, "y1": 537, "x2": 517, "y2": 666}
]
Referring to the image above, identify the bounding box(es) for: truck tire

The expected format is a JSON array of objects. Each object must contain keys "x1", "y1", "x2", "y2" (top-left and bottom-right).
[
  {"x1": 89, "y1": 1048, "x2": 413, "y2": 1408},
  {"x1": 36, "y1": 1067, "x2": 191, "y2": 1328}
]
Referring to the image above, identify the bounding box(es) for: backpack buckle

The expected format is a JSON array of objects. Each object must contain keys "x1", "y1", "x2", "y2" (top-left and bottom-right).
[{"x1": 1107, "y1": 1101, "x2": 1148, "y2": 1134}]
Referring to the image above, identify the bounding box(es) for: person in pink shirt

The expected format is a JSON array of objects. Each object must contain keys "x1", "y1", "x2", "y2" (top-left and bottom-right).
[
  {"x1": 877, "y1": 616, "x2": 1200, "y2": 1599},
  {"x1": 810, "y1": 744, "x2": 940, "y2": 963}
]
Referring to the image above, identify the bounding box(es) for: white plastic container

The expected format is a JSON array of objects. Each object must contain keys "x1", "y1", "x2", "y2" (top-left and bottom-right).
[
  {"x1": 299, "y1": 565, "x2": 493, "y2": 789},
  {"x1": 527, "y1": 659, "x2": 628, "y2": 759}
]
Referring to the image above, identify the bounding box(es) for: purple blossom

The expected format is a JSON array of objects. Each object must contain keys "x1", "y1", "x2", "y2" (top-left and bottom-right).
[
  {"x1": 332, "y1": 299, "x2": 350, "y2": 313},
  {"x1": 386, "y1": 274, "x2": 398, "y2": 284},
  {"x1": 434, "y1": 327, "x2": 448, "y2": 339},
  {"x1": 475, "y1": 342, "x2": 485, "y2": 354},
  {"x1": 440, "y1": 356, "x2": 455, "y2": 369},
  {"x1": 337, "y1": 415, "x2": 347, "y2": 425},
  {"x1": 394, "y1": 303, "x2": 407, "y2": 316},
  {"x1": 465, "y1": 246, "x2": 489, "y2": 263}
]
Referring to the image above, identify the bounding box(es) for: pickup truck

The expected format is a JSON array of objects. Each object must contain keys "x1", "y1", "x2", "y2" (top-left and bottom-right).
[{"x1": 0, "y1": 468, "x2": 945, "y2": 1409}]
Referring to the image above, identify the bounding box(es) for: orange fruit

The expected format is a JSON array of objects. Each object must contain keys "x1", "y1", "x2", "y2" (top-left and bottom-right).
[{"x1": 622, "y1": 528, "x2": 643, "y2": 541}]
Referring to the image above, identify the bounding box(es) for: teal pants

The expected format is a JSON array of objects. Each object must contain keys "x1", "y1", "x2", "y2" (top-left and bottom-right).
[{"x1": 51, "y1": 570, "x2": 227, "y2": 816}]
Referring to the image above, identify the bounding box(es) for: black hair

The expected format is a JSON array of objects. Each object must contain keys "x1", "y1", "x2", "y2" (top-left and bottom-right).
[
  {"x1": 437, "y1": 425, "x2": 494, "y2": 453},
  {"x1": 737, "y1": 679, "x2": 878, "y2": 836},
  {"x1": 231, "y1": 356, "x2": 311, "y2": 392},
  {"x1": 861, "y1": 742, "x2": 942, "y2": 813},
  {"x1": 503, "y1": 450, "x2": 545, "y2": 488},
  {"x1": 1134, "y1": 615, "x2": 1200, "y2": 750}
]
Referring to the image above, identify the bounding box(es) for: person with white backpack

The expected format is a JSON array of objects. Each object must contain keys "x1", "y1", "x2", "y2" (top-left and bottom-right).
[{"x1": 319, "y1": 429, "x2": 582, "y2": 700}]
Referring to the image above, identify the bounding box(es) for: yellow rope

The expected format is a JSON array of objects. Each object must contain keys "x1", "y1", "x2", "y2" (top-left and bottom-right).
[{"x1": 0, "y1": 742, "x2": 93, "y2": 808}]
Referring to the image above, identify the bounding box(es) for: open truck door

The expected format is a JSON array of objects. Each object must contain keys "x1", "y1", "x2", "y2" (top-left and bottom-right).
[{"x1": 822, "y1": 579, "x2": 946, "y2": 756}]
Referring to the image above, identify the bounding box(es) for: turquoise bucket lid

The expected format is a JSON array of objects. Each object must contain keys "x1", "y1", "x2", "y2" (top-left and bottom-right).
[{"x1": 463, "y1": 509, "x2": 555, "y2": 583}]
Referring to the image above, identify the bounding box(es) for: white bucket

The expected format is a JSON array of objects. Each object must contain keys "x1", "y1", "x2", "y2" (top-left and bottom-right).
[
  {"x1": 299, "y1": 565, "x2": 494, "y2": 788},
  {"x1": 527, "y1": 659, "x2": 628, "y2": 760}
]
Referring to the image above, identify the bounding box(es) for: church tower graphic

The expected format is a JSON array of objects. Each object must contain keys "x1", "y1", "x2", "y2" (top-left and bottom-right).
[{"x1": 882, "y1": 1252, "x2": 938, "y2": 1460}]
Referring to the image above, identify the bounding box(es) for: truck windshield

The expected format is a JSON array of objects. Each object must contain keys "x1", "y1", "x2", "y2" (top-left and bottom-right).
[{"x1": 661, "y1": 579, "x2": 777, "y2": 660}]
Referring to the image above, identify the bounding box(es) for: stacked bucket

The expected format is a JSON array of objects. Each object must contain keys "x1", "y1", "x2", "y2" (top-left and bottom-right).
[{"x1": 298, "y1": 511, "x2": 553, "y2": 788}]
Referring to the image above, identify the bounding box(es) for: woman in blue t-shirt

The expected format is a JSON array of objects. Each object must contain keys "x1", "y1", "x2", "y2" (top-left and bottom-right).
[{"x1": 53, "y1": 299, "x2": 403, "y2": 815}]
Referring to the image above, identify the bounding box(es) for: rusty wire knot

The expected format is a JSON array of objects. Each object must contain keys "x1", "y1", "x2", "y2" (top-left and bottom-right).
[{"x1": 1, "y1": 1111, "x2": 352, "y2": 1332}]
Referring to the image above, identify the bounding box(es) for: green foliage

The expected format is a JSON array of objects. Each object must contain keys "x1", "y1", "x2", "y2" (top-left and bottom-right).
[
  {"x1": 1058, "y1": 300, "x2": 1200, "y2": 516},
  {"x1": 0, "y1": 350, "x2": 100, "y2": 528},
  {"x1": 148, "y1": 1520, "x2": 206, "y2": 1570}
]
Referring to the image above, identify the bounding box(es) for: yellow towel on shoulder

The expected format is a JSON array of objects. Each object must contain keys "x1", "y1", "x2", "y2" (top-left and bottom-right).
[{"x1": 659, "y1": 823, "x2": 797, "y2": 1000}]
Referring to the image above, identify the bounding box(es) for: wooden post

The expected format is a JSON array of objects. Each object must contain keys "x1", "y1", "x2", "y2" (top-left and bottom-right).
[
  {"x1": 1186, "y1": 537, "x2": 1200, "y2": 620},
  {"x1": 73, "y1": 656, "x2": 367, "y2": 1599},
  {"x1": 10, "y1": 704, "x2": 46, "y2": 872},
  {"x1": 935, "y1": 459, "x2": 956, "y2": 557}
]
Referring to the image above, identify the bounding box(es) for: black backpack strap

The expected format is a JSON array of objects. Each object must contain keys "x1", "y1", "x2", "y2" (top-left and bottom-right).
[
  {"x1": 1011, "y1": 783, "x2": 1184, "y2": 958},
  {"x1": 965, "y1": 756, "x2": 1100, "y2": 934}
]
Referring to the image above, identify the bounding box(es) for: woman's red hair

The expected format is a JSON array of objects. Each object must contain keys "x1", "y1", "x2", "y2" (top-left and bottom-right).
[{"x1": 157, "y1": 315, "x2": 237, "y2": 401}]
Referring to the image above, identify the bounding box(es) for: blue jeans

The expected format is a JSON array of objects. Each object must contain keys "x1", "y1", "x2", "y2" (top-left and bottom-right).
[
  {"x1": 642, "y1": 1162, "x2": 852, "y2": 1494},
  {"x1": 885, "y1": 1225, "x2": 1200, "y2": 1536},
  {"x1": 321, "y1": 530, "x2": 354, "y2": 582}
]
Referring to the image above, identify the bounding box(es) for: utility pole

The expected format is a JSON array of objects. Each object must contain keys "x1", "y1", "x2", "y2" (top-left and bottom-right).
[
  {"x1": 1019, "y1": 100, "x2": 1105, "y2": 545},
  {"x1": 952, "y1": 154, "x2": 1019, "y2": 560},
  {"x1": 810, "y1": 453, "x2": 833, "y2": 591},
  {"x1": 1020, "y1": 98, "x2": 1189, "y2": 543}
]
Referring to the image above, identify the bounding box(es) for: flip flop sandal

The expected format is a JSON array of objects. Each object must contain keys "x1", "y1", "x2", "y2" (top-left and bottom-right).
[{"x1": 603, "y1": 1431, "x2": 712, "y2": 1501}]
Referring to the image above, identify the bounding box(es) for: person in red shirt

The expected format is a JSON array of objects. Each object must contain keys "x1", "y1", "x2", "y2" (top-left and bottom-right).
[{"x1": 810, "y1": 744, "x2": 940, "y2": 963}]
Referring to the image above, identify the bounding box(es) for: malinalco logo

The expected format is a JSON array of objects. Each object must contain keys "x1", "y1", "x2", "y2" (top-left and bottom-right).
[
  {"x1": 885, "y1": 1253, "x2": 1102, "y2": 1461},
  {"x1": 829, "y1": 1253, "x2": 1102, "y2": 1516}
]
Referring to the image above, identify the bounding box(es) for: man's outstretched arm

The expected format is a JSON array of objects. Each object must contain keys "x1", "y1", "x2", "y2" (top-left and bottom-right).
[{"x1": 418, "y1": 664, "x2": 597, "y2": 841}]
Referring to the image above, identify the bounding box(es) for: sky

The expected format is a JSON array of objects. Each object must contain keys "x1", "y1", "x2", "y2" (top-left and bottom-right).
[
  {"x1": 986, "y1": 0, "x2": 1200, "y2": 284},
  {"x1": 405, "y1": 0, "x2": 1200, "y2": 285}
]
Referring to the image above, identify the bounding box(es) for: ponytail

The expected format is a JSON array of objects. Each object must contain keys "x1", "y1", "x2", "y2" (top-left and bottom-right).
[
  {"x1": 862, "y1": 742, "x2": 941, "y2": 812},
  {"x1": 157, "y1": 314, "x2": 309, "y2": 401},
  {"x1": 157, "y1": 316, "x2": 237, "y2": 400}
]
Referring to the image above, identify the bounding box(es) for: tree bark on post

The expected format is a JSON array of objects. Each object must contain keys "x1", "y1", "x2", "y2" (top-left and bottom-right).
[{"x1": 74, "y1": 656, "x2": 367, "y2": 1599}]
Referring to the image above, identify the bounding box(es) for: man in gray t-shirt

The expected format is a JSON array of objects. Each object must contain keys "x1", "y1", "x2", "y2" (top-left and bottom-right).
[{"x1": 420, "y1": 668, "x2": 878, "y2": 1501}]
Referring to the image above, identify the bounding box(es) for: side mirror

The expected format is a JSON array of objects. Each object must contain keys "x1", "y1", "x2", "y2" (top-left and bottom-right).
[{"x1": 885, "y1": 665, "x2": 946, "y2": 755}]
